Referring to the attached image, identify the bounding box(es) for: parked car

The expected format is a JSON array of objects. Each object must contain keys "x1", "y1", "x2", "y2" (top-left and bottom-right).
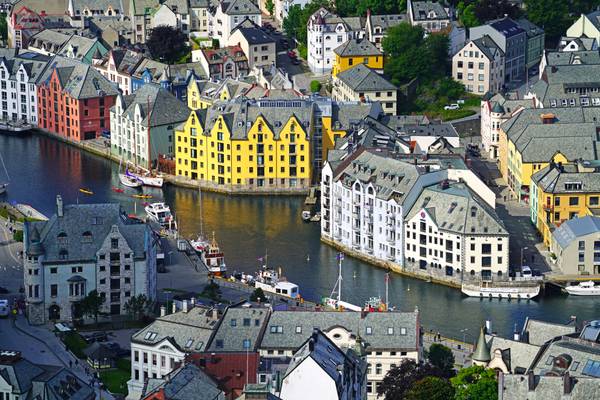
[
  {"x1": 521, "y1": 265, "x2": 532, "y2": 278},
  {"x1": 456, "y1": 99, "x2": 465, "y2": 104},
  {"x1": 444, "y1": 104, "x2": 460, "y2": 110},
  {"x1": 287, "y1": 51, "x2": 297, "y2": 59},
  {"x1": 82, "y1": 331, "x2": 108, "y2": 343}
]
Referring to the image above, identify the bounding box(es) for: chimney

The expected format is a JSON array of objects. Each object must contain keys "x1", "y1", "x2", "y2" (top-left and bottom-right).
[
  {"x1": 563, "y1": 372, "x2": 572, "y2": 395},
  {"x1": 513, "y1": 323, "x2": 520, "y2": 341},
  {"x1": 211, "y1": 308, "x2": 218, "y2": 320},
  {"x1": 190, "y1": 297, "x2": 196, "y2": 308},
  {"x1": 527, "y1": 370, "x2": 536, "y2": 391},
  {"x1": 485, "y1": 320, "x2": 492, "y2": 334},
  {"x1": 183, "y1": 300, "x2": 188, "y2": 313},
  {"x1": 56, "y1": 195, "x2": 63, "y2": 217},
  {"x1": 160, "y1": 306, "x2": 166, "y2": 317},
  {"x1": 172, "y1": 301, "x2": 177, "y2": 314}
]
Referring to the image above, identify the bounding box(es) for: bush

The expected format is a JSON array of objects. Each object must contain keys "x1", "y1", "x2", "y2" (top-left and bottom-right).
[
  {"x1": 310, "y1": 80, "x2": 322, "y2": 93},
  {"x1": 298, "y1": 43, "x2": 307, "y2": 59},
  {"x1": 13, "y1": 230, "x2": 22, "y2": 242}
]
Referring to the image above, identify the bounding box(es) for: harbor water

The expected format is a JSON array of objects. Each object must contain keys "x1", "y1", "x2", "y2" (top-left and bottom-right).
[{"x1": 1, "y1": 134, "x2": 599, "y2": 339}]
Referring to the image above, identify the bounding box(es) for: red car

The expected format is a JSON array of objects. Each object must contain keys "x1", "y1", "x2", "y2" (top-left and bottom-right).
[{"x1": 287, "y1": 51, "x2": 297, "y2": 58}]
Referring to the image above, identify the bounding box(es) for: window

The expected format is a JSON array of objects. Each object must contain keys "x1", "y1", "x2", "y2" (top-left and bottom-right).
[
  {"x1": 590, "y1": 197, "x2": 599, "y2": 206},
  {"x1": 216, "y1": 340, "x2": 224, "y2": 348},
  {"x1": 400, "y1": 327, "x2": 407, "y2": 335},
  {"x1": 50, "y1": 284, "x2": 57, "y2": 297},
  {"x1": 230, "y1": 319, "x2": 237, "y2": 327},
  {"x1": 295, "y1": 326, "x2": 302, "y2": 334},
  {"x1": 570, "y1": 197, "x2": 579, "y2": 206},
  {"x1": 50, "y1": 267, "x2": 57, "y2": 274},
  {"x1": 243, "y1": 318, "x2": 251, "y2": 326},
  {"x1": 376, "y1": 363, "x2": 382, "y2": 375},
  {"x1": 387, "y1": 327, "x2": 394, "y2": 335}
]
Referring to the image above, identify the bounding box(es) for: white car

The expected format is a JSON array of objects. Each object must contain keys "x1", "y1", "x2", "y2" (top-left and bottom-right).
[{"x1": 444, "y1": 104, "x2": 460, "y2": 110}]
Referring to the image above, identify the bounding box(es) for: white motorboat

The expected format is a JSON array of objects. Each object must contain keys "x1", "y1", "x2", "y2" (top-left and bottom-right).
[
  {"x1": 461, "y1": 282, "x2": 541, "y2": 300},
  {"x1": 565, "y1": 281, "x2": 600, "y2": 296},
  {"x1": 201, "y1": 234, "x2": 227, "y2": 276},
  {"x1": 0, "y1": 120, "x2": 32, "y2": 133},
  {"x1": 145, "y1": 202, "x2": 177, "y2": 230},
  {"x1": 0, "y1": 183, "x2": 7, "y2": 195},
  {"x1": 254, "y1": 267, "x2": 300, "y2": 299},
  {"x1": 126, "y1": 162, "x2": 164, "y2": 188},
  {"x1": 119, "y1": 173, "x2": 142, "y2": 188},
  {"x1": 190, "y1": 235, "x2": 210, "y2": 253},
  {"x1": 301, "y1": 210, "x2": 311, "y2": 222}
]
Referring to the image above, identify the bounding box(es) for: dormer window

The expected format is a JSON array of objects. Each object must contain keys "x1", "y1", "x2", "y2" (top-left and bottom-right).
[
  {"x1": 57, "y1": 232, "x2": 67, "y2": 246},
  {"x1": 59, "y1": 249, "x2": 68, "y2": 260},
  {"x1": 82, "y1": 231, "x2": 93, "y2": 243}
]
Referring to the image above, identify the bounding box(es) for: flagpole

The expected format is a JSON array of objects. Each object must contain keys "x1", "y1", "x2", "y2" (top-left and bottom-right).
[{"x1": 338, "y1": 252, "x2": 343, "y2": 303}]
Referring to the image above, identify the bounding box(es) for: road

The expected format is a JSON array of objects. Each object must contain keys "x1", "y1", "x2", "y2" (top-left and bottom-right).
[{"x1": 0, "y1": 218, "x2": 24, "y2": 300}]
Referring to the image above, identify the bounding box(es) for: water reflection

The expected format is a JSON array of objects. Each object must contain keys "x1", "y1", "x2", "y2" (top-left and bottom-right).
[{"x1": 2, "y1": 134, "x2": 599, "y2": 338}]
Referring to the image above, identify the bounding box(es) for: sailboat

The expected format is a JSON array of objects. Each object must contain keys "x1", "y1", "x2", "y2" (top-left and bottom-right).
[
  {"x1": 0, "y1": 150, "x2": 9, "y2": 194},
  {"x1": 118, "y1": 158, "x2": 142, "y2": 188},
  {"x1": 322, "y1": 253, "x2": 362, "y2": 311},
  {"x1": 190, "y1": 185, "x2": 210, "y2": 252}
]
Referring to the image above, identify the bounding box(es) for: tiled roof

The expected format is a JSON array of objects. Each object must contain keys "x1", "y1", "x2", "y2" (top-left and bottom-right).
[
  {"x1": 26, "y1": 201, "x2": 149, "y2": 262},
  {"x1": 70, "y1": 0, "x2": 124, "y2": 14},
  {"x1": 522, "y1": 318, "x2": 577, "y2": 347},
  {"x1": 545, "y1": 50, "x2": 600, "y2": 66},
  {"x1": 410, "y1": 1, "x2": 448, "y2": 21},
  {"x1": 207, "y1": 303, "x2": 270, "y2": 352},
  {"x1": 132, "y1": 305, "x2": 219, "y2": 352},
  {"x1": 335, "y1": 64, "x2": 395, "y2": 92},
  {"x1": 309, "y1": 7, "x2": 364, "y2": 32},
  {"x1": 131, "y1": 0, "x2": 160, "y2": 15},
  {"x1": 143, "y1": 364, "x2": 224, "y2": 400},
  {"x1": 552, "y1": 215, "x2": 600, "y2": 250},
  {"x1": 220, "y1": 0, "x2": 259, "y2": 15},
  {"x1": 501, "y1": 374, "x2": 600, "y2": 399},
  {"x1": 471, "y1": 35, "x2": 504, "y2": 60},
  {"x1": 0, "y1": 50, "x2": 50, "y2": 83},
  {"x1": 531, "y1": 163, "x2": 600, "y2": 194},
  {"x1": 334, "y1": 38, "x2": 382, "y2": 57},
  {"x1": 368, "y1": 14, "x2": 407, "y2": 30},
  {"x1": 231, "y1": 21, "x2": 275, "y2": 45},
  {"x1": 202, "y1": 46, "x2": 247, "y2": 64},
  {"x1": 114, "y1": 83, "x2": 190, "y2": 127},
  {"x1": 260, "y1": 310, "x2": 419, "y2": 351},
  {"x1": 486, "y1": 335, "x2": 540, "y2": 372}
]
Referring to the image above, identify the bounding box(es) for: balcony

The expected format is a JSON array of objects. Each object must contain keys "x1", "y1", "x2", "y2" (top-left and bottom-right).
[{"x1": 387, "y1": 235, "x2": 395, "y2": 243}]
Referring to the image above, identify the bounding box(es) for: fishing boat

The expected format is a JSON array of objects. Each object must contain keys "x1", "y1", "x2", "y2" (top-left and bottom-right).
[
  {"x1": 200, "y1": 233, "x2": 227, "y2": 276},
  {"x1": 565, "y1": 281, "x2": 600, "y2": 296},
  {"x1": 144, "y1": 202, "x2": 177, "y2": 230},
  {"x1": 126, "y1": 162, "x2": 164, "y2": 188},
  {"x1": 79, "y1": 188, "x2": 93, "y2": 195},
  {"x1": 253, "y1": 267, "x2": 300, "y2": 299},
  {"x1": 119, "y1": 172, "x2": 142, "y2": 188},
  {"x1": 461, "y1": 281, "x2": 541, "y2": 300}
]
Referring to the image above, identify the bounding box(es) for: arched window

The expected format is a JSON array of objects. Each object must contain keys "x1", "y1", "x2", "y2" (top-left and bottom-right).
[{"x1": 470, "y1": 270, "x2": 475, "y2": 276}]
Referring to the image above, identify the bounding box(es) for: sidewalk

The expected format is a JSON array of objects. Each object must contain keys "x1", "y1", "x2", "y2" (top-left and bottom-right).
[{"x1": 13, "y1": 316, "x2": 115, "y2": 400}]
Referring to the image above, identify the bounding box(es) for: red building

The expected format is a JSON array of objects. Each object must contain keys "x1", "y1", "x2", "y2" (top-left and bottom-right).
[
  {"x1": 188, "y1": 352, "x2": 260, "y2": 399},
  {"x1": 37, "y1": 57, "x2": 119, "y2": 141}
]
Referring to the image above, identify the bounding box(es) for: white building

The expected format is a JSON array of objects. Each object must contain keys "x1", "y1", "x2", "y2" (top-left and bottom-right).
[
  {"x1": 0, "y1": 49, "x2": 49, "y2": 125},
  {"x1": 152, "y1": 0, "x2": 191, "y2": 37},
  {"x1": 452, "y1": 35, "x2": 505, "y2": 95},
  {"x1": 260, "y1": 310, "x2": 421, "y2": 399},
  {"x1": 407, "y1": 0, "x2": 451, "y2": 33},
  {"x1": 209, "y1": 0, "x2": 261, "y2": 47},
  {"x1": 93, "y1": 48, "x2": 143, "y2": 95},
  {"x1": 307, "y1": 8, "x2": 363, "y2": 74},
  {"x1": 404, "y1": 179, "x2": 509, "y2": 281},
  {"x1": 127, "y1": 300, "x2": 219, "y2": 400},
  {"x1": 279, "y1": 329, "x2": 367, "y2": 400},
  {"x1": 23, "y1": 196, "x2": 157, "y2": 325},
  {"x1": 190, "y1": 0, "x2": 211, "y2": 38},
  {"x1": 273, "y1": 0, "x2": 310, "y2": 24}
]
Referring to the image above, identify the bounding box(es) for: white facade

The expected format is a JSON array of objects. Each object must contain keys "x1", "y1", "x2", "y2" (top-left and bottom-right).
[
  {"x1": 452, "y1": 39, "x2": 505, "y2": 95},
  {"x1": 280, "y1": 357, "x2": 339, "y2": 400},
  {"x1": 93, "y1": 52, "x2": 133, "y2": 95},
  {"x1": 190, "y1": 3, "x2": 210, "y2": 38},
  {"x1": 110, "y1": 95, "x2": 151, "y2": 166},
  {"x1": 209, "y1": 3, "x2": 261, "y2": 46},
  {"x1": 0, "y1": 57, "x2": 41, "y2": 124},
  {"x1": 307, "y1": 8, "x2": 362, "y2": 74},
  {"x1": 152, "y1": 4, "x2": 191, "y2": 36}
]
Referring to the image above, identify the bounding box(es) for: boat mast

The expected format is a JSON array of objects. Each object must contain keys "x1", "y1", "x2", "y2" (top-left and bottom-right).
[
  {"x1": 147, "y1": 95, "x2": 152, "y2": 170},
  {"x1": 199, "y1": 185, "x2": 204, "y2": 238},
  {"x1": 338, "y1": 252, "x2": 343, "y2": 303},
  {"x1": 0, "y1": 151, "x2": 9, "y2": 182},
  {"x1": 385, "y1": 272, "x2": 389, "y2": 307}
]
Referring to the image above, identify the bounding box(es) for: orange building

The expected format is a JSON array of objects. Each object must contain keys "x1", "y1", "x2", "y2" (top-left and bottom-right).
[{"x1": 37, "y1": 57, "x2": 118, "y2": 141}]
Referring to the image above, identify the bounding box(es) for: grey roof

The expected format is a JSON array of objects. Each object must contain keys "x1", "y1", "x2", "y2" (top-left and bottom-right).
[
  {"x1": 488, "y1": 17, "x2": 525, "y2": 38},
  {"x1": 515, "y1": 18, "x2": 544, "y2": 38},
  {"x1": 0, "y1": 355, "x2": 94, "y2": 400},
  {"x1": 309, "y1": 8, "x2": 364, "y2": 32},
  {"x1": 531, "y1": 163, "x2": 600, "y2": 194},
  {"x1": 132, "y1": 305, "x2": 219, "y2": 352},
  {"x1": 381, "y1": 114, "x2": 430, "y2": 128},
  {"x1": 486, "y1": 335, "x2": 540, "y2": 371},
  {"x1": 219, "y1": 0, "x2": 259, "y2": 15},
  {"x1": 0, "y1": 50, "x2": 50, "y2": 84},
  {"x1": 83, "y1": 342, "x2": 117, "y2": 361},
  {"x1": 400, "y1": 122, "x2": 458, "y2": 138},
  {"x1": 38, "y1": 56, "x2": 119, "y2": 99},
  {"x1": 406, "y1": 181, "x2": 508, "y2": 236},
  {"x1": 500, "y1": 374, "x2": 600, "y2": 400},
  {"x1": 552, "y1": 216, "x2": 600, "y2": 250},
  {"x1": 231, "y1": 20, "x2": 275, "y2": 45},
  {"x1": 333, "y1": 38, "x2": 382, "y2": 57},
  {"x1": 584, "y1": 9, "x2": 600, "y2": 31},
  {"x1": 114, "y1": 84, "x2": 190, "y2": 127},
  {"x1": 473, "y1": 327, "x2": 491, "y2": 362},
  {"x1": 531, "y1": 335, "x2": 600, "y2": 378},
  {"x1": 207, "y1": 303, "x2": 270, "y2": 352},
  {"x1": 29, "y1": 30, "x2": 71, "y2": 52},
  {"x1": 558, "y1": 36, "x2": 597, "y2": 51},
  {"x1": 545, "y1": 50, "x2": 600, "y2": 66},
  {"x1": 283, "y1": 330, "x2": 367, "y2": 398},
  {"x1": 164, "y1": 0, "x2": 189, "y2": 13},
  {"x1": 9, "y1": 0, "x2": 69, "y2": 16},
  {"x1": 334, "y1": 116, "x2": 410, "y2": 153},
  {"x1": 367, "y1": 14, "x2": 407, "y2": 31},
  {"x1": 260, "y1": 310, "x2": 419, "y2": 351},
  {"x1": 56, "y1": 34, "x2": 105, "y2": 61},
  {"x1": 25, "y1": 202, "x2": 149, "y2": 263},
  {"x1": 130, "y1": 0, "x2": 159, "y2": 15},
  {"x1": 143, "y1": 364, "x2": 224, "y2": 400},
  {"x1": 410, "y1": 1, "x2": 448, "y2": 21},
  {"x1": 471, "y1": 35, "x2": 504, "y2": 60},
  {"x1": 71, "y1": 0, "x2": 123, "y2": 14},
  {"x1": 99, "y1": 48, "x2": 143, "y2": 75},
  {"x1": 335, "y1": 64, "x2": 396, "y2": 92},
  {"x1": 501, "y1": 106, "x2": 600, "y2": 138},
  {"x1": 522, "y1": 318, "x2": 577, "y2": 347},
  {"x1": 189, "y1": 0, "x2": 210, "y2": 7},
  {"x1": 533, "y1": 63, "x2": 600, "y2": 105},
  {"x1": 330, "y1": 101, "x2": 382, "y2": 131}
]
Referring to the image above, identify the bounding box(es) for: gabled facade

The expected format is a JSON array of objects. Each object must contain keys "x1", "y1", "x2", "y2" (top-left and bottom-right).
[
  {"x1": 566, "y1": 11, "x2": 600, "y2": 44},
  {"x1": 189, "y1": 0, "x2": 211, "y2": 38},
  {"x1": 0, "y1": 49, "x2": 50, "y2": 125},
  {"x1": 208, "y1": 0, "x2": 261, "y2": 46},
  {"x1": 93, "y1": 48, "x2": 144, "y2": 95},
  {"x1": 196, "y1": 45, "x2": 249, "y2": 80},
  {"x1": 23, "y1": 196, "x2": 157, "y2": 325},
  {"x1": 28, "y1": 29, "x2": 109, "y2": 65},
  {"x1": 364, "y1": 11, "x2": 406, "y2": 50},
  {"x1": 332, "y1": 64, "x2": 397, "y2": 115},
  {"x1": 452, "y1": 36, "x2": 505, "y2": 95},
  {"x1": 407, "y1": 0, "x2": 450, "y2": 33},
  {"x1": 8, "y1": 5, "x2": 70, "y2": 48},
  {"x1": 129, "y1": 0, "x2": 161, "y2": 43},
  {"x1": 332, "y1": 38, "x2": 383, "y2": 78},
  {"x1": 37, "y1": 56, "x2": 119, "y2": 141}
]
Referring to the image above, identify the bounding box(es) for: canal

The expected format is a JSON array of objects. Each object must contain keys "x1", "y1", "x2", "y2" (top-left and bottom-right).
[{"x1": 1, "y1": 134, "x2": 599, "y2": 339}]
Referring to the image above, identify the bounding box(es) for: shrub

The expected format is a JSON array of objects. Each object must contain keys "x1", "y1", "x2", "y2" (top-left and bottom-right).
[{"x1": 310, "y1": 80, "x2": 322, "y2": 93}]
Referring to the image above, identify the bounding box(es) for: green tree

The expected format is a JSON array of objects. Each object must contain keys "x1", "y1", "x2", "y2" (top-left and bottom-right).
[
  {"x1": 250, "y1": 287, "x2": 266, "y2": 302},
  {"x1": 80, "y1": 290, "x2": 105, "y2": 325},
  {"x1": 310, "y1": 80, "x2": 322, "y2": 93},
  {"x1": 0, "y1": 13, "x2": 7, "y2": 43},
  {"x1": 265, "y1": 0, "x2": 275, "y2": 16},
  {"x1": 524, "y1": 0, "x2": 570, "y2": 40},
  {"x1": 458, "y1": 3, "x2": 480, "y2": 28},
  {"x1": 405, "y1": 376, "x2": 455, "y2": 400},
  {"x1": 124, "y1": 294, "x2": 151, "y2": 320},
  {"x1": 427, "y1": 343, "x2": 455, "y2": 377},
  {"x1": 377, "y1": 360, "x2": 445, "y2": 400},
  {"x1": 146, "y1": 25, "x2": 190, "y2": 64},
  {"x1": 451, "y1": 366, "x2": 498, "y2": 400}
]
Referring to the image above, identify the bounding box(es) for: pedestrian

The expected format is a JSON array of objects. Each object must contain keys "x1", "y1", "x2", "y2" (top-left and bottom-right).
[
  {"x1": 437, "y1": 332, "x2": 441, "y2": 341},
  {"x1": 69, "y1": 360, "x2": 72, "y2": 368}
]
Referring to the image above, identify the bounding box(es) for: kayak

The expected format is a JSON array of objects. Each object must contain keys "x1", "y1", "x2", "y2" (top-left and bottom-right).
[
  {"x1": 79, "y1": 188, "x2": 93, "y2": 195},
  {"x1": 132, "y1": 194, "x2": 153, "y2": 199}
]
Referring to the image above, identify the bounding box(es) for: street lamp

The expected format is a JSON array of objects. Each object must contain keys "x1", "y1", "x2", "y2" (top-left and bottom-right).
[{"x1": 521, "y1": 246, "x2": 528, "y2": 268}]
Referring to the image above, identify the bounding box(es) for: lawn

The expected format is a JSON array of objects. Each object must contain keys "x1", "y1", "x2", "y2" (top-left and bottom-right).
[
  {"x1": 100, "y1": 359, "x2": 131, "y2": 395},
  {"x1": 62, "y1": 332, "x2": 88, "y2": 359},
  {"x1": 425, "y1": 94, "x2": 481, "y2": 121}
]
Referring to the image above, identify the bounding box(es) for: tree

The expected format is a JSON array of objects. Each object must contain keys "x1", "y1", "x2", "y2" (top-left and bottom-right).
[
  {"x1": 451, "y1": 365, "x2": 498, "y2": 400},
  {"x1": 124, "y1": 294, "x2": 151, "y2": 320},
  {"x1": 0, "y1": 13, "x2": 7, "y2": 43},
  {"x1": 146, "y1": 25, "x2": 190, "y2": 64},
  {"x1": 524, "y1": 0, "x2": 570, "y2": 40},
  {"x1": 377, "y1": 359, "x2": 445, "y2": 400},
  {"x1": 405, "y1": 376, "x2": 455, "y2": 400},
  {"x1": 310, "y1": 80, "x2": 322, "y2": 93},
  {"x1": 250, "y1": 287, "x2": 266, "y2": 302},
  {"x1": 265, "y1": 0, "x2": 275, "y2": 16},
  {"x1": 427, "y1": 343, "x2": 455, "y2": 377},
  {"x1": 80, "y1": 290, "x2": 105, "y2": 325},
  {"x1": 458, "y1": 3, "x2": 480, "y2": 28}
]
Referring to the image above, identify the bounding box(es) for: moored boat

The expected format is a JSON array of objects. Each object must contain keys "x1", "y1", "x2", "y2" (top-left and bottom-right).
[
  {"x1": 145, "y1": 202, "x2": 177, "y2": 230},
  {"x1": 253, "y1": 267, "x2": 300, "y2": 299},
  {"x1": 301, "y1": 210, "x2": 311, "y2": 222},
  {"x1": 0, "y1": 120, "x2": 32, "y2": 134},
  {"x1": 132, "y1": 194, "x2": 153, "y2": 199},
  {"x1": 119, "y1": 173, "x2": 142, "y2": 188},
  {"x1": 201, "y1": 233, "x2": 227, "y2": 276},
  {"x1": 0, "y1": 183, "x2": 7, "y2": 195},
  {"x1": 461, "y1": 281, "x2": 541, "y2": 300},
  {"x1": 565, "y1": 281, "x2": 600, "y2": 296},
  {"x1": 190, "y1": 235, "x2": 210, "y2": 253},
  {"x1": 126, "y1": 162, "x2": 164, "y2": 188}
]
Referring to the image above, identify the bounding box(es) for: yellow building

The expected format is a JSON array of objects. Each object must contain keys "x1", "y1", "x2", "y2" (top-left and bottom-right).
[
  {"x1": 186, "y1": 77, "x2": 253, "y2": 110},
  {"x1": 175, "y1": 98, "x2": 313, "y2": 189},
  {"x1": 332, "y1": 38, "x2": 383, "y2": 78},
  {"x1": 531, "y1": 161, "x2": 600, "y2": 247}
]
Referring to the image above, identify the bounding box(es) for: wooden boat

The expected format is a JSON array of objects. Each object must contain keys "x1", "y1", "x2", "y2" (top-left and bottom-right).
[
  {"x1": 461, "y1": 281, "x2": 540, "y2": 300},
  {"x1": 79, "y1": 188, "x2": 93, "y2": 195}
]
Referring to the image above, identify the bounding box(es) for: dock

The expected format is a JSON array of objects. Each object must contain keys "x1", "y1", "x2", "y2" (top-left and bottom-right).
[
  {"x1": 304, "y1": 187, "x2": 318, "y2": 206},
  {"x1": 14, "y1": 204, "x2": 48, "y2": 221}
]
